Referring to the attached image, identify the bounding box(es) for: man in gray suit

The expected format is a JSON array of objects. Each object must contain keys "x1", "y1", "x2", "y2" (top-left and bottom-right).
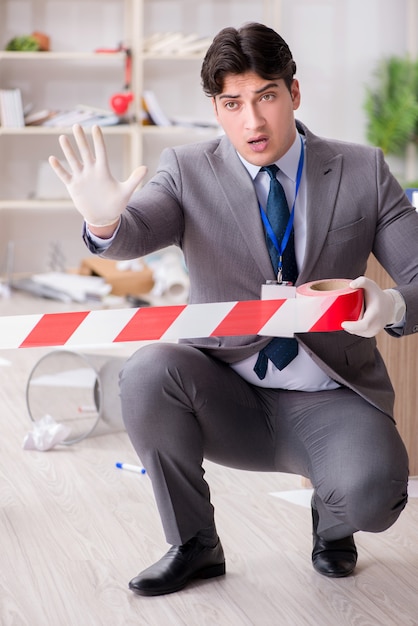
[{"x1": 49, "y1": 23, "x2": 417, "y2": 596}]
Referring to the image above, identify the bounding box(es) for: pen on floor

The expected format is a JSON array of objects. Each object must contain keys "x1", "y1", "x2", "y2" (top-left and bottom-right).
[{"x1": 115, "y1": 462, "x2": 146, "y2": 475}]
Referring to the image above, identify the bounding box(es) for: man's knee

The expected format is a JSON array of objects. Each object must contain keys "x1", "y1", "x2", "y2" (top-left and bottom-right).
[
  {"x1": 322, "y1": 472, "x2": 408, "y2": 534},
  {"x1": 121, "y1": 343, "x2": 191, "y2": 391},
  {"x1": 351, "y1": 476, "x2": 408, "y2": 533}
]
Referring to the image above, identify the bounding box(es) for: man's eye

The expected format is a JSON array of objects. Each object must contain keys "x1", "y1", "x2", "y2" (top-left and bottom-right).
[{"x1": 225, "y1": 100, "x2": 240, "y2": 111}]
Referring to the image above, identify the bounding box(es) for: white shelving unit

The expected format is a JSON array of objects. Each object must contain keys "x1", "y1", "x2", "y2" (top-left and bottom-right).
[{"x1": 0, "y1": 0, "x2": 277, "y2": 272}]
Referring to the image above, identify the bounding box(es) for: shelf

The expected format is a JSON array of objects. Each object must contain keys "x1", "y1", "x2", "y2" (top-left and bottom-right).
[
  {"x1": 0, "y1": 199, "x2": 74, "y2": 211},
  {"x1": 0, "y1": 124, "x2": 219, "y2": 136},
  {"x1": 0, "y1": 51, "x2": 209, "y2": 63},
  {"x1": 0, "y1": 51, "x2": 126, "y2": 62},
  {"x1": 0, "y1": 125, "x2": 136, "y2": 136},
  {"x1": 141, "y1": 124, "x2": 219, "y2": 134},
  {"x1": 141, "y1": 53, "x2": 205, "y2": 61}
]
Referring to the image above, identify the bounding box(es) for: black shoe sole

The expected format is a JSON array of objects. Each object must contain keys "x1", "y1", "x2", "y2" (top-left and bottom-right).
[
  {"x1": 312, "y1": 561, "x2": 356, "y2": 578},
  {"x1": 129, "y1": 561, "x2": 226, "y2": 597}
]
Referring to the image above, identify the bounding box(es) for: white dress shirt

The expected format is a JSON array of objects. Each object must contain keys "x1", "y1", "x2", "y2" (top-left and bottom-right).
[{"x1": 229, "y1": 132, "x2": 340, "y2": 391}]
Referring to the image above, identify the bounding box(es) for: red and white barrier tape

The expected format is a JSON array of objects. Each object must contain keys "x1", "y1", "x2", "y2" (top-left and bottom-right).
[{"x1": 0, "y1": 280, "x2": 363, "y2": 349}]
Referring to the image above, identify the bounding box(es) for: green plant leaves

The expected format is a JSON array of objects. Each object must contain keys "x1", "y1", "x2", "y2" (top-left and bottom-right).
[
  {"x1": 364, "y1": 56, "x2": 418, "y2": 155},
  {"x1": 5, "y1": 35, "x2": 40, "y2": 52}
]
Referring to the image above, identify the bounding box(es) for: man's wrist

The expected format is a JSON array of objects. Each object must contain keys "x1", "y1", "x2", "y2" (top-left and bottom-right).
[{"x1": 87, "y1": 217, "x2": 120, "y2": 239}]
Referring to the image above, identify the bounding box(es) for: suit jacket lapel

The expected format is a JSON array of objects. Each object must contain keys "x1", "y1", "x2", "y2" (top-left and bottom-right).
[
  {"x1": 206, "y1": 137, "x2": 275, "y2": 280},
  {"x1": 297, "y1": 128, "x2": 343, "y2": 283}
]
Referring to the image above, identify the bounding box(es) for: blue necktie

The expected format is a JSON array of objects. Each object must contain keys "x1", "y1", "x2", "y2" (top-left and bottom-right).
[{"x1": 254, "y1": 165, "x2": 298, "y2": 380}]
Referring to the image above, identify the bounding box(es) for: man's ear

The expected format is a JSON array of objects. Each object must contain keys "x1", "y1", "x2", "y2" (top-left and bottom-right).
[
  {"x1": 212, "y1": 97, "x2": 219, "y2": 119},
  {"x1": 290, "y1": 79, "x2": 301, "y2": 110}
]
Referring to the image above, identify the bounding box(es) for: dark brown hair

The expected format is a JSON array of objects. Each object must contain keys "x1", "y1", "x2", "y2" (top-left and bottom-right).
[{"x1": 201, "y1": 22, "x2": 297, "y2": 97}]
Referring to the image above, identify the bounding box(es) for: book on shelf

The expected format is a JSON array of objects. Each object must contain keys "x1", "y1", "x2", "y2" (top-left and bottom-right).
[
  {"x1": 142, "y1": 91, "x2": 220, "y2": 130},
  {"x1": 0, "y1": 88, "x2": 25, "y2": 128},
  {"x1": 142, "y1": 90, "x2": 172, "y2": 126}
]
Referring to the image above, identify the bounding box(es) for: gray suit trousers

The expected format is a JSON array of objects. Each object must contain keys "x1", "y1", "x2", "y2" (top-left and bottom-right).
[{"x1": 119, "y1": 343, "x2": 408, "y2": 545}]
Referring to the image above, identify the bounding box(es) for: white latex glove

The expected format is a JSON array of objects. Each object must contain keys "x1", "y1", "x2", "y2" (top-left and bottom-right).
[
  {"x1": 48, "y1": 124, "x2": 147, "y2": 227},
  {"x1": 341, "y1": 276, "x2": 405, "y2": 338}
]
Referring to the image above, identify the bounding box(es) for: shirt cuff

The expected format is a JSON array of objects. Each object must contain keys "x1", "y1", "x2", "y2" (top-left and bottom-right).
[
  {"x1": 385, "y1": 288, "x2": 406, "y2": 328},
  {"x1": 85, "y1": 221, "x2": 120, "y2": 251}
]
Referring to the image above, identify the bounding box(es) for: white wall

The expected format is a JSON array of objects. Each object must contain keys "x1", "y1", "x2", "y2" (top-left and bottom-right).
[{"x1": 278, "y1": 0, "x2": 412, "y2": 144}]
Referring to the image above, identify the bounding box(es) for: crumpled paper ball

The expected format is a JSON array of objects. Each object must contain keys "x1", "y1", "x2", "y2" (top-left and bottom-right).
[{"x1": 23, "y1": 414, "x2": 72, "y2": 451}]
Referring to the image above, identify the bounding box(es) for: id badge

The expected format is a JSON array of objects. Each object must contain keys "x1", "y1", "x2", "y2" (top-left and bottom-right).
[{"x1": 261, "y1": 281, "x2": 297, "y2": 300}]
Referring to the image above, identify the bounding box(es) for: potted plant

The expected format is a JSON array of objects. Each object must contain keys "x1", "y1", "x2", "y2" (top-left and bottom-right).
[{"x1": 364, "y1": 55, "x2": 418, "y2": 185}]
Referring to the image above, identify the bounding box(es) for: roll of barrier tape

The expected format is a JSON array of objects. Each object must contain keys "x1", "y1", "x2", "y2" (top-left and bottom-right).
[{"x1": 1, "y1": 279, "x2": 363, "y2": 349}]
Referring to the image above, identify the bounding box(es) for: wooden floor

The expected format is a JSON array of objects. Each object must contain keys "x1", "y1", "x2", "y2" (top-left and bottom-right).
[{"x1": 1, "y1": 292, "x2": 418, "y2": 626}]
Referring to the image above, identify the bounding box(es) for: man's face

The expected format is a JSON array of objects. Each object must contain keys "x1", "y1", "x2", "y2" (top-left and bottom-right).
[{"x1": 212, "y1": 71, "x2": 301, "y2": 166}]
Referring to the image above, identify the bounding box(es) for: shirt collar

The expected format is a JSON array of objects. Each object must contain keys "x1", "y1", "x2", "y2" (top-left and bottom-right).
[{"x1": 238, "y1": 132, "x2": 302, "y2": 182}]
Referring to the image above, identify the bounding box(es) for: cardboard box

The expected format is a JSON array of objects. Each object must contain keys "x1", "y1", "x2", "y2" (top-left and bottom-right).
[{"x1": 80, "y1": 257, "x2": 154, "y2": 296}]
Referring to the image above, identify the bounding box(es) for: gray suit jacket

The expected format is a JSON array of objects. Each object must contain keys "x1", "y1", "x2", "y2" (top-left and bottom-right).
[{"x1": 89, "y1": 121, "x2": 418, "y2": 417}]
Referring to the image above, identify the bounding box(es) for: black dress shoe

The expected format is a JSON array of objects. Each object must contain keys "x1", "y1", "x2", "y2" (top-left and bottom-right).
[
  {"x1": 129, "y1": 536, "x2": 225, "y2": 596},
  {"x1": 312, "y1": 504, "x2": 357, "y2": 578}
]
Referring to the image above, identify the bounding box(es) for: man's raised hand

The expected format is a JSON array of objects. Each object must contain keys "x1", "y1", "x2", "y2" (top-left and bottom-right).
[{"x1": 49, "y1": 124, "x2": 147, "y2": 228}]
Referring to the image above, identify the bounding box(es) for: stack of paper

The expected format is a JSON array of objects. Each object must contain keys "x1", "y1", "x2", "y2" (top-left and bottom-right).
[
  {"x1": 143, "y1": 32, "x2": 212, "y2": 56},
  {"x1": 13, "y1": 272, "x2": 112, "y2": 303},
  {"x1": 42, "y1": 105, "x2": 120, "y2": 128}
]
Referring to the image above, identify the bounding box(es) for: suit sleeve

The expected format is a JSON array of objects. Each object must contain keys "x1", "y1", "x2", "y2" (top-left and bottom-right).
[
  {"x1": 372, "y1": 149, "x2": 418, "y2": 336},
  {"x1": 97, "y1": 147, "x2": 185, "y2": 260}
]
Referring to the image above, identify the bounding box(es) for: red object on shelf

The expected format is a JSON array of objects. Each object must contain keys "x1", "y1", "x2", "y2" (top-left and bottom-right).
[{"x1": 109, "y1": 48, "x2": 133, "y2": 115}]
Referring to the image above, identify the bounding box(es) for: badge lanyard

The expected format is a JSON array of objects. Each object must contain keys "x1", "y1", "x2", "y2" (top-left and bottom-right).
[{"x1": 259, "y1": 134, "x2": 304, "y2": 283}]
